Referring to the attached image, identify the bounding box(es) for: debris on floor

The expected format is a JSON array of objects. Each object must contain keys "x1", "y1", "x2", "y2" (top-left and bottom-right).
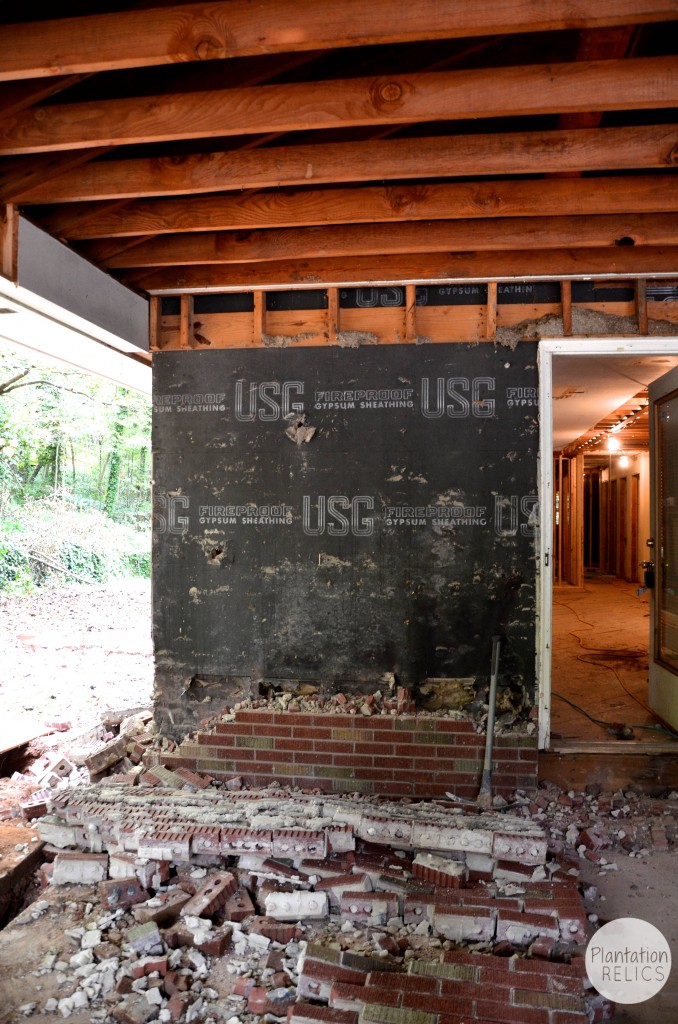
[
  {"x1": 1, "y1": 694, "x2": 676, "y2": 1024},
  {"x1": 0, "y1": 773, "x2": 613, "y2": 1024}
]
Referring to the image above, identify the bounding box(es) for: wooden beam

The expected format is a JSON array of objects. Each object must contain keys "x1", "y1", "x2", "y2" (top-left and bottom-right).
[
  {"x1": 0, "y1": 203, "x2": 18, "y2": 282},
  {"x1": 1, "y1": 57, "x2": 675, "y2": 156},
  {"x1": 0, "y1": 75, "x2": 91, "y2": 120},
  {"x1": 0, "y1": 148, "x2": 111, "y2": 203},
  {"x1": 17, "y1": 125, "x2": 678, "y2": 205},
  {"x1": 125, "y1": 246, "x2": 678, "y2": 293},
  {"x1": 43, "y1": 174, "x2": 678, "y2": 241},
  {"x1": 89, "y1": 212, "x2": 678, "y2": 268},
  {"x1": 2, "y1": 1, "x2": 674, "y2": 81}
]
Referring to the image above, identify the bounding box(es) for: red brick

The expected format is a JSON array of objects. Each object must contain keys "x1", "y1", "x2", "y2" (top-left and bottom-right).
[
  {"x1": 330, "y1": 983, "x2": 400, "y2": 1010},
  {"x1": 368, "y1": 974, "x2": 438, "y2": 995},
  {"x1": 252, "y1": 916, "x2": 303, "y2": 943},
  {"x1": 475, "y1": 1001, "x2": 549, "y2": 1023},
  {"x1": 511, "y1": 959, "x2": 583, "y2": 978},
  {"x1": 354, "y1": 743, "x2": 394, "y2": 757},
  {"x1": 289, "y1": 1005, "x2": 359, "y2": 1024},
  {"x1": 333, "y1": 754, "x2": 374, "y2": 768},
  {"x1": 166, "y1": 994, "x2": 190, "y2": 1020},
  {"x1": 226, "y1": 887, "x2": 255, "y2": 921},
  {"x1": 212, "y1": 723, "x2": 254, "y2": 735},
  {"x1": 180, "y1": 871, "x2": 236, "y2": 917},
  {"x1": 401, "y1": 992, "x2": 474, "y2": 1016},
  {"x1": 292, "y1": 749, "x2": 333, "y2": 765},
  {"x1": 320, "y1": 742, "x2": 355, "y2": 754},
  {"x1": 368, "y1": 718, "x2": 395, "y2": 730},
  {"x1": 301, "y1": 960, "x2": 367, "y2": 987},
  {"x1": 233, "y1": 710, "x2": 277, "y2": 724},
  {"x1": 278, "y1": 737, "x2": 317, "y2": 753}
]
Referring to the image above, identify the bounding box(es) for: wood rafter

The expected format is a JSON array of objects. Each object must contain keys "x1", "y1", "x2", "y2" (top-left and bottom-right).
[
  {"x1": 0, "y1": 57, "x2": 676, "y2": 156},
  {"x1": 1, "y1": 5, "x2": 677, "y2": 309},
  {"x1": 85, "y1": 212, "x2": 678, "y2": 268},
  {"x1": 125, "y1": 246, "x2": 678, "y2": 293},
  {"x1": 1, "y1": 1, "x2": 675, "y2": 80},
  {"x1": 13, "y1": 125, "x2": 678, "y2": 205},
  {"x1": 46, "y1": 176, "x2": 678, "y2": 241}
]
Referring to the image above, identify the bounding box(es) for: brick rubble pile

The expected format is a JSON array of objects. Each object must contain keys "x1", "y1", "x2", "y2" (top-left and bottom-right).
[{"x1": 5, "y1": 781, "x2": 612, "y2": 1024}]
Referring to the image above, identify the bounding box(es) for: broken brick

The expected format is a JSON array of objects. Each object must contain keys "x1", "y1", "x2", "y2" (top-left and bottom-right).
[
  {"x1": 226, "y1": 887, "x2": 255, "y2": 922},
  {"x1": 180, "y1": 870, "x2": 236, "y2": 918},
  {"x1": 85, "y1": 735, "x2": 128, "y2": 775},
  {"x1": 100, "y1": 876, "x2": 150, "y2": 910}
]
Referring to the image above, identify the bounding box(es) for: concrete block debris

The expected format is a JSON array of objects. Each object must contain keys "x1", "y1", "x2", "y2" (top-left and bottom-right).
[{"x1": 1, "y1": 771, "x2": 620, "y2": 1024}]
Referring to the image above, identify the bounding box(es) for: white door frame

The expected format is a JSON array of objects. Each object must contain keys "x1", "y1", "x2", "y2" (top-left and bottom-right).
[{"x1": 537, "y1": 336, "x2": 678, "y2": 750}]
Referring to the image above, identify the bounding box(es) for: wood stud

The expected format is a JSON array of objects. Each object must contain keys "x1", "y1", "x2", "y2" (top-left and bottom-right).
[
  {"x1": 486, "y1": 281, "x2": 497, "y2": 340},
  {"x1": 152, "y1": 279, "x2": 678, "y2": 352},
  {"x1": 0, "y1": 202, "x2": 18, "y2": 282},
  {"x1": 253, "y1": 291, "x2": 264, "y2": 346},
  {"x1": 561, "y1": 280, "x2": 572, "y2": 335},
  {"x1": 405, "y1": 284, "x2": 417, "y2": 344},
  {"x1": 635, "y1": 278, "x2": 648, "y2": 334},
  {"x1": 327, "y1": 287, "x2": 338, "y2": 344}
]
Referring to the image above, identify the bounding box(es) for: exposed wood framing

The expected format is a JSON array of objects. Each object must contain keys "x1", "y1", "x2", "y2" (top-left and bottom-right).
[
  {"x1": 0, "y1": 75, "x2": 91, "y2": 120},
  {"x1": 405, "y1": 284, "x2": 417, "y2": 343},
  {"x1": 327, "y1": 287, "x2": 339, "y2": 345},
  {"x1": 43, "y1": 175, "x2": 678, "y2": 241},
  {"x1": 130, "y1": 246, "x2": 678, "y2": 293},
  {"x1": 0, "y1": 202, "x2": 18, "y2": 282},
  {"x1": 179, "y1": 294, "x2": 192, "y2": 348},
  {"x1": 15, "y1": 126, "x2": 678, "y2": 205},
  {"x1": 561, "y1": 281, "x2": 572, "y2": 335},
  {"x1": 150, "y1": 278, "x2": 678, "y2": 352},
  {"x1": 88, "y1": 213, "x2": 678, "y2": 269},
  {"x1": 253, "y1": 291, "x2": 264, "y2": 346},
  {"x1": 636, "y1": 278, "x2": 649, "y2": 334},
  {"x1": 149, "y1": 295, "x2": 161, "y2": 350},
  {"x1": 3, "y1": 1, "x2": 674, "y2": 80},
  {"x1": 1, "y1": 58, "x2": 675, "y2": 156},
  {"x1": 0, "y1": 148, "x2": 112, "y2": 204},
  {"x1": 486, "y1": 282, "x2": 498, "y2": 340}
]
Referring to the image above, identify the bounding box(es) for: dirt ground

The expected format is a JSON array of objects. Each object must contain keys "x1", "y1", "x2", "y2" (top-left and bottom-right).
[{"x1": 0, "y1": 579, "x2": 153, "y2": 738}]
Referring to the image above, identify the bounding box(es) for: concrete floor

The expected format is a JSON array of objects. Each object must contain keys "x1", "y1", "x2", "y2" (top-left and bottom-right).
[
  {"x1": 581, "y1": 853, "x2": 678, "y2": 1020},
  {"x1": 550, "y1": 576, "x2": 672, "y2": 746}
]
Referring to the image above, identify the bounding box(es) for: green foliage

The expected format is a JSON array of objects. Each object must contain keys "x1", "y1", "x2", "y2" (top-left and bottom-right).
[
  {"x1": 0, "y1": 342, "x2": 151, "y2": 591},
  {"x1": 0, "y1": 497, "x2": 151, "y2": 591}
]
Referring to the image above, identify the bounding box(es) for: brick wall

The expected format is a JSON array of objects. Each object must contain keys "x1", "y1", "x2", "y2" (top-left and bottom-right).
[{"x1": 159, "y1": 710, "x2": 538, "y2": 799}]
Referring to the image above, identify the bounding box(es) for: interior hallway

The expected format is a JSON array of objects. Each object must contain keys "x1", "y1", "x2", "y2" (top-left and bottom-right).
[{"x1": 550, "y1": 575, "x2": 676, "y2": 746}]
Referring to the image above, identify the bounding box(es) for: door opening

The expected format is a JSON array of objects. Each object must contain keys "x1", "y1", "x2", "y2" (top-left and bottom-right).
[{"x1": 537, "y1": 339, "x2": 678, "y2": 750}]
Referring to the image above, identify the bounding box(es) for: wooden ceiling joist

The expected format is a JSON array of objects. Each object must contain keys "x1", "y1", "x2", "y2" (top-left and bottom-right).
[
  {"x1": 1, "y1": 1, "x2": 675, "y2": 81},
  {"x1": 13, "y1": 125, "x2": 678, "y2": 205},
  {"x1": 45, "y1": 175, "x2": 678, "y2": 241},
  {"x1": 1, "y1": 6, "x2": 676, "y2": 309},
  {"x1": 126, "y1": 246, "x2": 678, "y2": 293},
  {"x1": 87, "y1": 212, "x2": 678, "y2": 269},
  {"x1": 0, "y1": 57, "x2": 675, "y2": 156}
]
